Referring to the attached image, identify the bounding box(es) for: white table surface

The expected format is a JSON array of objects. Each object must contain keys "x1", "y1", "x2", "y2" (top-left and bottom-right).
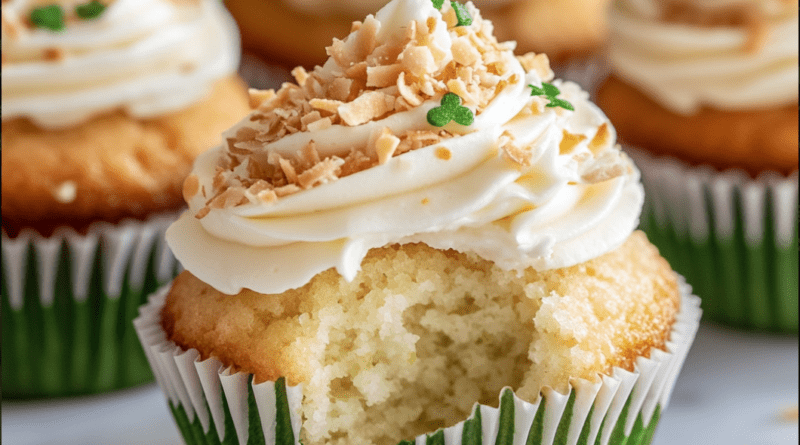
[{"x1": 3, "y1": 321, "x2": 797, "y2": 445}]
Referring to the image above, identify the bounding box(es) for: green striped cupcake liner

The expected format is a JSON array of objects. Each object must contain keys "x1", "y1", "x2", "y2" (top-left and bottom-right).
[
  {"x1": 628, "y1": 147, "x2": 798, "y2": 333},
  {"x1": 1, "y1": 213, "x2": 180, "y2": 398},
  {"x1": 134, "y1": 281, "x2": 700, "y2": 445}
]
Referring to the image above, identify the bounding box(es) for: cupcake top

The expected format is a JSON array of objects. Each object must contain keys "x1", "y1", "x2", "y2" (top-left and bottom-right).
[
  {"x1": 169, "y1": 0, "x2": 643, "y2": 295},
  {"x1": 1, "y1": 0, "x2": 240, "y2": 129},
  {"x1": 608, "y1": 0, "x2": 799, "y2": 114}
]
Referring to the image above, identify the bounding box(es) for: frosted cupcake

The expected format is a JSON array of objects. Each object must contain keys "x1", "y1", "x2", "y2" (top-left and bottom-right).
[
  {"x1": 596, "y1": 0, "x2": 798, "y2": 332},
  {"x1": 135, "y1": 0, "x2": 701, "y2": 443},
  {"x1": 1, "y1": 0, "x2": 251, "y2": 397}
]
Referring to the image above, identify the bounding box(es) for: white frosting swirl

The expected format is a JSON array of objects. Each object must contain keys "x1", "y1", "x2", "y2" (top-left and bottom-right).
[
  {"x1": 608, "y1": 0, "x2": 799, "y2": 115},
  {"x1": 1, "y1": 0, "x2": 240, "y2": 129},
  {"x1": 167, "y1": 0, "x2": 643, "y2": 295}
]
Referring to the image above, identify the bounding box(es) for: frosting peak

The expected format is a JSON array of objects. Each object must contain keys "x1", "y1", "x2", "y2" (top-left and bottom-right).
[
  {"x1": 1, "y1": 0, "x2": 241, "y2": 128},
  {"x1": 168, "y1": 0, "x2": 643, "y2": 295}
]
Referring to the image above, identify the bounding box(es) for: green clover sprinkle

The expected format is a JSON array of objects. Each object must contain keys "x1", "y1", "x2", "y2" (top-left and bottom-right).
[
  {"x1": 431, "y1": 0, "x2": 445, "y2": 9},
  {"x1": 30, "y1": 5, "x2": 65, "y2": 31},
  {"x1": 427, "y1": 93, "x2": 474, "y2": 127},
  {"x1": 451, "y1": 2, "x2": 472, "y2": 26},
  {"x1": 75, "y1": 0, "x2": 107, "y2": 20},
  {"x1": 529, "y1": 82, "x2": 574, "y2": 111}
]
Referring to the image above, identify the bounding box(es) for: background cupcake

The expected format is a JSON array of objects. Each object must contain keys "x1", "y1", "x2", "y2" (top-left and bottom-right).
[
  {"x1": 1, "y1": 0, "x2": 251, "y2": 397},
  {"x1": 596, "y1": 0, "x2": 798, "y2": 332},
  {"x1": 225, "y1": 0, "x2": 612, "y2": 70},
  {"x1": 135, "y1": 0, "x2": 700, "y2": 443}
]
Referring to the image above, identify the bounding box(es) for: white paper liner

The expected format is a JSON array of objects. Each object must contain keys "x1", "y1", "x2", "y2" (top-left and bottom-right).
[
  {"x1": 134, "y1": 277, "x2": 701, "y2": 445},
  {"x1": 627, "y1": 147, "x2": 799, "y2": 248},
  {"x1": 2, "y1": 212, "x2": 180, "y2": 310}
]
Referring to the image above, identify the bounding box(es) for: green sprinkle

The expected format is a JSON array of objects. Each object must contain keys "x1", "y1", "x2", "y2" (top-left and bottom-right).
[
  {"x1": 529, "y1": 82, "x2": 574, "y2": 111},
  {"x1": 75, "y1": 1, "x2": 106, "y2": 20},
  {"x1": 431, "y1": 0, "x2": 445, "y2": 9},
  {"x1": 30, "y1": 5, "x2": 65, "y2": 31},
  {"x1": 451, "y1": 2, "x2": 472, "y2": 26},
  {"x1": 427, "y1": 92, "x2": 474, "y2": 127}
]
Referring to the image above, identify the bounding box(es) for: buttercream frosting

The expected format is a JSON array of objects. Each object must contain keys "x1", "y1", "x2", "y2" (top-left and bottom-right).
[
  {"x1": 168, "y1": 0, "x2": 643, "y2": 295},
  {"x1": 1, "y1": 0, "x2": 241, "y2": 129},
  {"x1": 608, "y1": 0, "x2": 799, "y2": 114}
]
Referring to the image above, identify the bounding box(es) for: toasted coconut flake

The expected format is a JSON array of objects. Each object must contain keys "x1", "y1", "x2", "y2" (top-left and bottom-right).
[
  {"x1": 353, "y1": 15, "x2": 380, "y2": 60},
  {"x1": 291, "y1": 66, "x2": 309, "y2": 86},
  {"x1": 345, "y1": 61, "x2": 369, "y2": 80},
  {"x1": 588, "y1": 124, "x2": 611, "y2": 154},
  {"x1": 195, "y1": 207, "x2": 211, "y2": 219},
  {"x1": 183, "y1": 174, "x2": 200, "y2": 203},
  {"x1": 338, "y1": 91, "x2": 394, "y2": 126},
  {"x1": 580, "y1": 151, "x2": 627, "y2": 183},
  {"x1": 367, "y1": 64, "x2": 404, "y2": 88},
  {"x1": 327, "y1": 38, "x2": 350, "y2": 67},
  {"x1": 235, "y1": 126, "x2": 258, "y2": 142},
  {"x1": 328, "y1": 78, "x2": 354, "y2": 102},
  {"x1": 559, "y1": 130, "x2": 588, "y2": 155},
  {"x1": 517, "y1": 52, "x2": 554, "y2": 81},
  {"x1": 397, "y1": 72, "x2": 423, "y2": 106},
  {"x1": 275, "y1": 184, "x2": 302, "y2": 197},
  {"x1": 452, "y1": 36, "x2": 481, "y2": 66},
  {"x1": 307, "y1": 117, "x2": 333, "y2": 132},
  {"x1": 278, "y1": 157, "x2": 298, "y2": 183},
  {"x1": 401, "y1": 45, "x2": 437, "y2": 77},
  {"x1": 310, "y1": 98, "x2": 344, "y2": 114},
  {"x1": 350, "y1": 20, "x2": 362, "y2": 33},
  {"x1": 209, "y1": 187, "x2": 248, "y2": 209},
  {"x1": 298, "y1": 157, "x2": 344, "y2": 189},
  {"x1": 300, "y1": 110, "x2": 323, "y2": 129},
  {"x1": 498, "y1": 131, "x2": 530, "y2": 166},
  {"x1": 299, "y1": 141, "x2": 321, "y2": 166},
  {"x1": 375, "y1": 128, "x2": 401, "y2": 165},
  {"x1": 446, "y1": 78, "x2": 477, "y2": 105}
]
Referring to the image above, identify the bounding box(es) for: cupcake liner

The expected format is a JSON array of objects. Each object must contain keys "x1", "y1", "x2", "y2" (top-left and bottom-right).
[
  {"x1": 628, "y1": 147, "x2": 798, "y2": 333},
  {"x1": 1, "y1": 213, "x2": 180, "y2": 398},
  {"x1": 134, "y1": 278, "x2": 701, "y2": 445}
]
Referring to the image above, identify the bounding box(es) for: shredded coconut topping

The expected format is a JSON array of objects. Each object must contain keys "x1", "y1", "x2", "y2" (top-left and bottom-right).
[{"x1": 194, "y1": 1, "x2": 548, "y2": 217}]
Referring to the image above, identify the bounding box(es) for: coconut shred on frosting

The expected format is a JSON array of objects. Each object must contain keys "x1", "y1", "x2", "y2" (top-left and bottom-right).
[
  {"x1": 1, "y1": 0, "x2": 240, "y2": 129},
  {"x1": 609, "y1": 0, "x2": 799, "y2": 115},
  {"x1": 168, "y1": 0, "x2": 644, "y2": 295}
]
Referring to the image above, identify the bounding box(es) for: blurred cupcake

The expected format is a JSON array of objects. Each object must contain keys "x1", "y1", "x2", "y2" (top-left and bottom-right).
[
  {"x1": 1, "y1": 0, "x2": 251, "y2": 397},
  {"x1": 596, "y1": 0, "x2": 798, "y2": 332},
  {"x1": 135, "y1": 0, "x2": 700, "y2": 443},
  {"x1": 226, "y1": 0, "x2": 611, "y2": 78}
]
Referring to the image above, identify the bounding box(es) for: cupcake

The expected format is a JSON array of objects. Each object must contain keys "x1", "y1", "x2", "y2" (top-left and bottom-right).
[
  {"x1": 135, "y1": 0, "x2": 701, "y2": 443},
  {"x1": 1, "y1": 0, "x2": 251, "y2": 397},
  {"x1": 596, "y1": 0, "x2": 798, "y2": 332},
  {"x1": 226, "y1": 0, "x2": 611, "y2": 72}
]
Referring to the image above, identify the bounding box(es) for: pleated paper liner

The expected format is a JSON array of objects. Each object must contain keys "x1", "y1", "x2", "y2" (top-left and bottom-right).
[
  {"x1": 1, "y1": 213, "x2": 180, "y2": 398},
  {"x1": 628, "y1": 147, "x2": 798, "y2": 333},
  {"x1": 134, "y1": 280, "x2": 701, "y2": 445}
]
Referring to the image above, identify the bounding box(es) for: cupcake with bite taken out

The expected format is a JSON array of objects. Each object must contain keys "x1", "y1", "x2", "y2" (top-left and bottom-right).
[
  {"x1": 596, "y1": 0, "x2": 798, "y2": 332},
  {"x1": 135, "y1": 0, "x2": 701, "y2": 443},
  {"x1": 1, "y1": 0, "x2": 251, "y2": 397}
]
